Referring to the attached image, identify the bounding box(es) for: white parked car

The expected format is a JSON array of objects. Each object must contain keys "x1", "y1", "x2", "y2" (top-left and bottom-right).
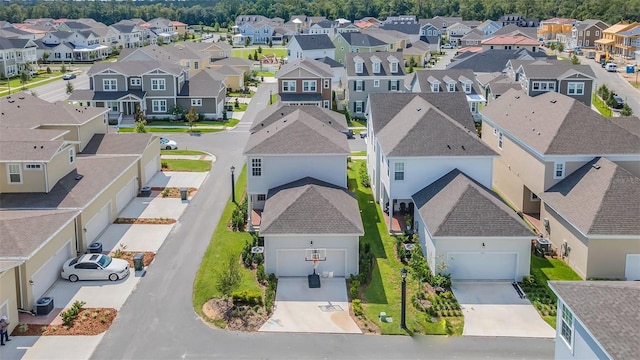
[
  {"x1": 160, "y1": 137, "x2": 178, "y2": 150},
  {"x1": 61, "y1": 254, "x2": 130, "y2": 282},
  {"x1": 442, "y1": 43, "x2": 454, "y2": 49}
]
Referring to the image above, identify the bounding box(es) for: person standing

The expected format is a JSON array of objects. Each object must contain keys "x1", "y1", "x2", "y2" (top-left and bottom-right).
[{"x1": 0, "y1": 315, "x2": 10, "y2": 345}]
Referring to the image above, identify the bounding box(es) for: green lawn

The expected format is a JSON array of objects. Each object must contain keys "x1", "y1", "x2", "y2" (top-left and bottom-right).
[
  {"x1": 269, "y1": 93, "x2": 278, "y2": 106},
  {"x1": 230, "y1": 47, "x2": 287, "y2": 59},
  {"x1": 161, "y1": 149, "x2": 207, "y2": 156},
  {"x1": 348, "y1": 160, "x2": 463, "y2": 335},
  {"x1": 347, "y1": 119, "x2": 367, "y2": 128},
  {"x1": 193, "y1": 167, "x2": 260, "y2": 323},
  {"x1": 118, "y1": 128, "x2": 224, "y2": 134},
  {"x1": 350, "y1": 151, "x2": 367, "y2": 157},
  {"x1": 255, "y1": 70, "x2": 275, "y2": 77},
  {"x1": 147, "y1": 119, "x2": 238, "y2": 127},
  {"x1": 227, "y1": 102, "x2": 248, "y2": 112},
  {"x1": 162, "y1": 159, "x2": 212, "y2": 172},
  {"x1": 531, "y1": 255, "x2": 582, "y2": 283},
  {"x1": 592, "y1": 94, "x2": 613, "y2": 117}
]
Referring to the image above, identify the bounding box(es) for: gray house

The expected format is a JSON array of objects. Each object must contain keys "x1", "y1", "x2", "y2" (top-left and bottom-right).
[
  {"x1": 0, "y1": 37, "x2": 38, "y2": 77},
  {"x1": 344, "y1": 52, "x2": 406, "y2": 118}
]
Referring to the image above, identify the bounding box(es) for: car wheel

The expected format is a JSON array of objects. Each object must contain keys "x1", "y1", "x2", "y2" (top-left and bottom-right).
[
  {"x1": 109, "y1": 273, "x2": 119, "y2": 281},
  {"x1": 165, "y1": 145, "x2": 171, "y2": 150},
  {"x1": 69, "y1": 274, "x2": 79, "y2": 282}
]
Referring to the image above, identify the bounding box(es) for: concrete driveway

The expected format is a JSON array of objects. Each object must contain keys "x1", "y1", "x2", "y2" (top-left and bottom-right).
[
  {"x1": 259, "y1": 277, "x2": 361, "y2": 334},
  {"x1": 118, "y1": 196, "x2": 189, "y2": 219},
  {"x1": 452, "y1": 282, "x2": 555, "y2": 338},
  {"x1": 147, "y1": 171, "x2": 208, "y2": 188},
  {"x1": 97, "y1": 224, "x2": 174, "y2": 253}
]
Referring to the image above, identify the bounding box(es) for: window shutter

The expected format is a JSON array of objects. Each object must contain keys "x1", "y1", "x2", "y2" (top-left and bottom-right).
[
  {"x1": 388, "y1": 81, "x2": 391, "y2": 91},
  {"x1": 353, "y1": 81, "x2": 356, "y2": 91},
  {"x1": 397, "y1": 80, "x2": 400, "y2": 90},
  {"x1": 362, "y1": 81, "x2": 365, "y2": 91}
]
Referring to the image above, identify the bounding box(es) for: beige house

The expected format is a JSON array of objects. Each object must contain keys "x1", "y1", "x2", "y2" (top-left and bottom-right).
[
  {"x1": 480, "y1": 89, "x2": 640, "y2": 279},
  {"x1": 0, "y1": 95, "x2": 161, "y2": 332}
]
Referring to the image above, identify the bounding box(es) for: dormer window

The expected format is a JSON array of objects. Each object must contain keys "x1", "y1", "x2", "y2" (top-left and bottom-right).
[
  {"x1": 373, "y1": 61, "x2": 381, "y2": 73},
  {"x1": 355, "y1": 59, "x2": 364, "y2": 74},
  {"x1": 389, "y1": 61, "x2": 398, "y2": 73},
  {"x1": 447, "y1": 82, "x2": 456, "y2": 92},
  {"x1": 428, "y1": 76, "x2": 440, "y2": 92}
]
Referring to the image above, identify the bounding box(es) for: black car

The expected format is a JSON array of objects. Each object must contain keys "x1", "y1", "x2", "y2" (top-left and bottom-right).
[{"x1": 612, "y1": 95, "x2": 624, "y2": 109}]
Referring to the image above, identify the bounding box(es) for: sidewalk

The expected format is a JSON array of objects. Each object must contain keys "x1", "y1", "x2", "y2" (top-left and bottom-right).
[{"x1": 160, "y1": 154, "x2": 216, "y2": 161}]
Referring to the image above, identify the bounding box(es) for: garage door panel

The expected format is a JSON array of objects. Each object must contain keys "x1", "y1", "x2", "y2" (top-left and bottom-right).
[
  {"x1": 32, "y1": 240, "x2": 72, "y2": 301},
  {"x1": 116, "y1": 178, "x2": 136, "y2": 214},
  {"x1": 626, "y1": 254, "x2": 640, "y2": 281},
  {"x1": 276, "y1": 250, "x2": 309, "y2": 277},
  {"x1": 85, "y1": 202, "x2": 111, "y2": 244},
  {"x1": 316, "y1": 250, "x2": 346, "y2": 277},
  {"x1": 448, "y1": 253, "x2": 517, "y2": 280}
]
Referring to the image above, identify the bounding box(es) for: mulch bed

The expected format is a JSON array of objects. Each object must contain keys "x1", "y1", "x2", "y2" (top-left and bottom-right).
[
  {"x1": 11, "y1": 308, "x2": 117, "y2": 336},
  {"x1": 151, "y1": 187, "x2": 197, "y2": 198},
  {"x1": 114, "y1": 218, "x2": 176, "y2": 225},
  {"x1": 108, "y1": 251, "x2": 155, "y2": 268}
]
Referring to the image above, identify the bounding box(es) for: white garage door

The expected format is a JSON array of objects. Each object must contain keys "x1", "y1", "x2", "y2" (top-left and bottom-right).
[
  {"x1": 116, "y1": 177, "x2": 136, "y2": 214},
  {"x1": 276, "y1": 249, "x2": 347, "y2": 277},
  {"x1": 85, "y1": 202, "x2": 111, "y2": 244},
  {"x1": 625, "y1": 254, "x2": 640, "y2": 281},
  {"x1": 144, "y1": 155, "x2": 159, "y2": 185},
  {"x1": 32, "y1": 240, "x2": 73, "y2": 301},
  {"x1": 448, "y1": 252, "x2": 517, "y2": 280}
]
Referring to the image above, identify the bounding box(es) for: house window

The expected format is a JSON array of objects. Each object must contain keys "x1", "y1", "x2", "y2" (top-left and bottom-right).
[
  {"x1": 561, "y1": 304, "x2": 573, "y2": 348},
  {"x1": 373, "y1": 61, "x2": 381, "y2": 73},
  {"x1": 586, "y1": 31, "x2": 590, "y2": 36},
  {"x1": 532, "y1": 81, "x2": 556, "y2": 92},
  {"x1": 394, "y1": 162, "x2": 404, "y2": 181},
  {"x1": 567, "y1": 82, "x2": 584, "y2": 95},
  {"x1": 151, "y1": 78, "x2": 166, "y2": 91},
  {"x1": 24, "y1": 163, "x2": 42, "y2": 170},
  {"x1": 68, "y1": 147, "x2": 75, "y2": 164},
  {"x1": 354, "y1": 101, "x2": 364, "y2": 113},
  {"x1": 194, "y1": 62, "x2": 199, "y2": 70},
  {"x1": 251, "y1": 158, "x2": 262, "y2": 176},
  {"x1": 323, "y1": 79, "x2": 330, "y2": 89},
  {"x1": 130, "y1": 78, "x2": 141, "y2": 86},
  {"x1": 355, "y1": 80, "x2": 364, "y2": 91},
  {"x1": 595, "y1": 30, "x2": 600, "y2": 36},
  {"x1": 302, "y1": 80, "x2": 317, "y2": 92},
  {"x1": 447, "y1": 83, "x2": 456, "y2": 92},
  {"x1": 530, "y1": 192, "x2": 540, "y2": 201},
  {"x1": 152, "y1": 99, "x2": 167, "y2": 113},
  {"x1": 390, "y1": 80, "x2": 399, "y2": 91},
  {"x1": 463, "y1": 83, "x2": 472, "y2": 93},
  {"x1": 323, "y1": 100, "x2": 330, "y2": 108},
  {"x1": 106, "y1": 101, "x2": 118, "y2": 111},
  {"x1": 191, "y1": 99, "x2": 202, "y2": 106},
  {"x1": 257, "y1": 194, "x2": 266, "y2": 201},
  {"x1": 355, "y1": 61, "x2": 364, "y2": 73},
  {"x1": 282, "y1": 80, "x2": 296, "y2": 92},
  {"x1": 390, "y1": 61, "x2": 398, "y2": 73},
  {"x1": 7, "y1": 164, "x2": 22, "y2": 184},
  {"x1": 493, "y1": 128, "x2": 498, "y2": 136},
  {"x1": 498, "y1": 132, "x2": 503, "y2": 149},
  {"x1": 103, "y1": 79, "x2": 117, "y2": 91},
  {"x1": 430, "y1": 83, "x2": 440, "y2": 92},
  {"x1": 554, "y1": 162, "x2": 565, "y2": 179}
]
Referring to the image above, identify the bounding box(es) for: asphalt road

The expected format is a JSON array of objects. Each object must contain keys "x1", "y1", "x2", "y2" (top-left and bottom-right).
[
  {"x1": 27, "y1": 70, "x2": 90, "y2": 103},
  {"x1": 90, "y1": 81, "x2": 555, "y2": 359}
]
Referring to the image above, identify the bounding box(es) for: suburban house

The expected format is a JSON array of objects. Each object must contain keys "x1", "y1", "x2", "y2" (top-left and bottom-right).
[
  {"x1": 344, "y1": 51, "x2": 406, "y2": 118},
  {"x1": 504, "y1": 59, "x2": 596, "y2": 106},
  {"x1": 498, "y1": 14, "x2": 539, "y2": 28},
  {"x1": 446, "y1": 21, "x2": 480, "y2": 45},
  {"x1": 365, "y1": 92, "x2": 534, "y2": 281},
  {"x1": 417, "y1": 22, "x2": 442, "y2": 51},
  {"x1": 0, "y1": 94, "x2": 161, "y2": 335},
  {"x1": 275, "y1": 58, "x2": 333, "y2": 108},
  {"x1": 38, "y1": 30, "x2": 110, "y2": 61},
  {"x1": 537, "y1": 18, "x2": 576, "y2": 42},
  {"x1": 110, "y1": 21, "x2": 145, "y2": 49},
  {"x1": 401, "y1": 40, "x2": 432, "y2": 67},
  {"x1": 492, "y1": 25, "x2": 539, "y2": 41},
  {"x1": 140, "y1": 18, "x2": 178, "y2": 44},
  {"x1": 237, "y1": 20, "x2": 275, "y2": 45},
  {"x1": 308, "y1": 20, "x2": 336, "y2": 38},
  {"x1": 447, "y1": 48, "x2": 551, "y2": 73},
  {"x1": 379, "y1": 21, "x2": 421, "y2": 43},
  {"x1": 287, "y1": 34, "x2": 335, "y2": 60},
  {"x1": 408, "y1": 69, "x2": 486, "y2": 120},
  {"x1": 476, "y1": 20, "x2": 502, "y2": 37},
  {"x1": 243, "y1": 105, "x2": 363, "y2": 277},
  {"x1": 332, "y1": 32, "x2": 388, "y2": 64},
  {"x1": 459, "y1": 28, "x2": 486, "y2": 47},
  {"x1": 549, "y1": 281, "x2": 640, "y2": 359},
  {"x1": 0, "y1": 37, "x2": 38, "y2": 77},
  {"x1": 480, "y1": 89, "x2": 640, "y2": 279},
  {"x1": 595, "y1": 21, "x2": 640, "y2": 55},
  {"x1": 562, "y1": 19, "x2": 609, "y2": 49},
  {"x1": 481, "y1": 34, "x2": 540, "y2": 52}
]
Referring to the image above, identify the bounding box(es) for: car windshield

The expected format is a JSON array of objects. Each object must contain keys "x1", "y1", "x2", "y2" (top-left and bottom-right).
[
  {"x1": 69, "y1": 256, "x2": 81, "y2": 266},
  {"x1": 97, "y1": 255, "x2": 112, "y2": 268},
  {"x1": 160, "y1": 138, "x2": 168, "y2": 143}
]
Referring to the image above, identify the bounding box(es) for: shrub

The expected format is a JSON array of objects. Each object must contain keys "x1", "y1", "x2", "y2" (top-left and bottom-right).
[
  {"x1": 256, "y1": 264, "x2": 267, "y2": 284},
  {"x1": 231, "y1": 198, "x2": 248, "y2": 231},
  {"x1": 349, "y1": 279, "x2": 360, "y2": 299},
  {"x1": 408, "y1": 245, "x2": 432, "y2": 283},
  {"x1": 216, "y1": 254, "x2": 242, "y2": 297},
  {"x1": 59, "y1": 300, "x2": 86, "y2": 326},
  {"x1": 161, "y1": 188, "x2": 170, "y2": 197},
  {"x1": 231, "y1": 290, "x2": 263, "y2": 305},
  {"x1": 18, "y1": 324, "x2": 29, "y2": 333},
  {"x1": 445, "y1": 319, "x2": 454, "y2": 335},
  {"x1": 161, "y1": 161, "x2": 168, "y2": 169},
  {"x1": 352, "y1": 299, "x2": 363, "y2": 317},
  {"x1": 359, "y1": 162, "x2": 370, "y2": 187},
  {"x1": 432, "y1": 274, "x2": 452, "y2": 288},
  {"x1": 264, "y1": 274, "x2": 277, "y2": 312}
]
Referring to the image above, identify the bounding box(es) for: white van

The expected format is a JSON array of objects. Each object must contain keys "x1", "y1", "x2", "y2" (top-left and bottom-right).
[{"x1": 605, "y1": 63, "x2": 618, "y2": 72}]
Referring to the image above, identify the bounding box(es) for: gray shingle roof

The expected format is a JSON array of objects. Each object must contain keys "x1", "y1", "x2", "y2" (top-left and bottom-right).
[
  {"x1": 380, "y1": 22, "x2": 421, "y2": 35},
  {"x1": 540, "y1": 157, "x2": 640, "y2": 236},
  {"x1": 412, "y1": 69, "x2": 483, "y2": 95},
  {"x1": 81, "y1": 133, "x2": 154, "y2": 155},
  {"x1": 0, "y1": 156, "x2": 139, "y2": 210},
  {"x1": 277, "y1": 58, "x2": 333, "y2": 78},
  {"x1": 345, "y1": 51, "x2": 405, "y2": 77},
  {"x1": 374, "y1": 95, "x2": 495, "y2": 157},
  {"x1": 243, "y1": 109, "x2": 350, "y2": 155},
  {"x1": 316, "y1": 56, "x2": 344, "y2": 68},
  {"x1": 291, "y1": 34, "x2": 335, "y2": 50},
  {"x1": 67, "y1": 90, "x2": 146, "y2": 102},
  {"x1": 549, "y1": 281, "x2": 640, "y2": 360},
  {"x1": 412, "y1": 169, "x2": 532, "y2": 237},
  {"x1": 250, "y1": 105, "x2": 347, "y2": 132},
  {"x1": 574, "y1": 19, "x2": 609, "y2": 31},
  {"x1": 178, "y1": 69, "x2": 225, "y2": 97},
  {"x1": 0, "y1": 141, "x2": 64, "y2": 162},
  {"x1": 515, "y1": 60, "x2": 595, "y2": 79},
  {"x1": 0, "y1": 37, "x2": 34, "y2": 50},
  {"x1": 261, "y1": 177, "x2": 364, "y2": 235},
  {"x1": 279, "y1": 93, "x2": 322, "y2": 102},
  {"x1": 447, "y1": 49, "x2": 551, "y2": 72},
  {"x1": 481, "y1": 89, "x2": 640, "y2": 155},
  {"x1": 87, "y1": 60, "x2": 184, "y2": 76},
  {"x1": 340, "y1": 32, "x2": 387, "y2": 47},
  {"x1": 0, "y1": 209, "x2": 79, "y2": 258},
  {"x1": 0, "y1": 128, "x2": 68, "y2": 142}
]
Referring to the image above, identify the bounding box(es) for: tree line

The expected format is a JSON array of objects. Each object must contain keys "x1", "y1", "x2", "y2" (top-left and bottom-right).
[{"x1": 0, "y1": 0, "x2": 638, "y2": 28}]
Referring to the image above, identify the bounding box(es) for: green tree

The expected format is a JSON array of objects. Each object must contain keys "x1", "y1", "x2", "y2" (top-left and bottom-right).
[
  {"x1": 620, "y1": 103, "x2": 633, "y2": 116},
  {"x1": 41, "y1": 52, "x2": 50, "y2": 64},
  {"x1": 133, "y1": 104, "x2": 146, "y2": 123},
  {"x1": 185, "y1": 106, "x2": 199, "y2": 131},
  {"x1": 570, "y1": 54, "x2": 580, "y2": 64},
  {"x1": 134, "y1": 119, "x2": 147, "y2": 133},
  {"x1": 244, "y1": 37, "x2": 250, "y2": 47},
  {"x1": 253, "y1": 49, "x2": 258, "y2": 60},
  {"x1": 214, "y1": 22, "x2": 220, "y2": 32},
  {"x1": 20, "y1": 70, "x2": 29, "y2": 89},
  {"x1": 216, "y1": 253, "x2": 242, "y2": 297},
  {"x1": 61, "y1": 64, "x2": 67, "y2": 73},
  {"x1": 66, "y1": 81, "x2": 74, "y2": 95},
  {"x1": 557, "y1": 42, "x2": 565, "y2": 54},
  {"x1": 169, "y1": 104, "x2": 184, "y2": 121},
  {"x1": 268, "y1": 38, "x2": 273, "y2": 48},
  {"x1": 258, "y1": 46, "x2": 262, "y2": 54},
  {"x1": 548, "y1": 42, "x2": 557, "y2": 53}
]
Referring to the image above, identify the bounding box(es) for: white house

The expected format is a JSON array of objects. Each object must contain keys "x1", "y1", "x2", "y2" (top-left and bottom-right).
[
  {"x1": 549, "y1": 281, "x2": 640, "y2": 360},
  {"x1": 287, "y1": 34, "x2": 335, "y2": 60}
]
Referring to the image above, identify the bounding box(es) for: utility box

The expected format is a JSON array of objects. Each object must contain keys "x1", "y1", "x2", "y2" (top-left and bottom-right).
[
  {"x1": 180, "y1": 188, "x2": 188, "y2": 201},
  {"x1": 35, "y1": 297, "x2": 54, "y2": 316},
  {"x1": 87, "y1": 242, "x2": 102, "y2": 254},
  {"x1": 140, "y1": 186, "x2": 152, "y2": 197},
  {"x1": 133, "y1": 253, "x2": 145, "y2": 271},
  {"x1": 535, "y1": 238, "x2": 552, "y2": 256}
]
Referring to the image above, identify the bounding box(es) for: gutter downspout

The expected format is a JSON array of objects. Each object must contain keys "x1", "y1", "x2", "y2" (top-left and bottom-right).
[
  {"x1": 18, "y1": 264, "x2": 24, "y2": 309},
  {"x1": 44, "y1": 162, "x2": 49, "y2": 193}
]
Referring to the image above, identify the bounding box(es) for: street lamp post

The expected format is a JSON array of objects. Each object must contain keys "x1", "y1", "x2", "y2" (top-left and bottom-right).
[
  {"x1": 230, "y1": 166, "x2": 236, "y2": 203},
  {"x1": 269, "y1": 90, "x2": 273, "y2": 105},
  {"x1": 400, "y1": 268, "x2": 408, "y2": 329}
]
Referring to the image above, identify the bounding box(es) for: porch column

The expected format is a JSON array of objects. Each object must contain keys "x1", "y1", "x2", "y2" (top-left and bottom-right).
[
  {"x1": 388, "y1": 197, "x2": 394, "y2": 233},
  {"x1": 247, "y1": 194, "x2": 253, "y2": 231}
]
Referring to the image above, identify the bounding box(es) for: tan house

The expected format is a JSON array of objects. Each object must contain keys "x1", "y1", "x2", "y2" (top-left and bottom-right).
[
  {"x1": 0, "y1": 94, "x2": 161, "y2": 333},
  {"x1": 481, "y1": 34, "x2": 540, "y2": 52},
  {"x1": 480, "y1": 89, "x2": 640, "y2": 279},
  {"x1": 595, "y1": 21, "x2": 639, "y2": 55},
  {"x1": 537, "y1": 18, "x2": 575, "y2": 41},
  {"x1": 275, "y1": 58, "x2": 333, "y2": 108}
]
